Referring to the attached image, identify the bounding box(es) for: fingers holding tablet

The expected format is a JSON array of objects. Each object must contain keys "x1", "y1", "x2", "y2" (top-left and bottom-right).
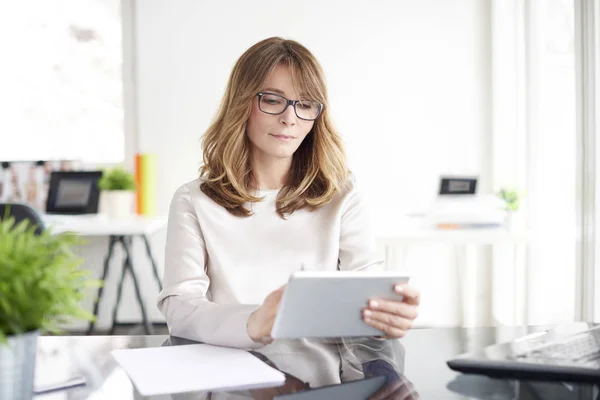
[
  {"x1": 363, "y1": 283, "x2": 420, "y2": 339},
  {"x1": 394, "y1": 284, "x2": 421, "y2": 306}
]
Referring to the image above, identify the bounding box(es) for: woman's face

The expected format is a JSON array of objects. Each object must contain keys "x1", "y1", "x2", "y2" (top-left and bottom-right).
[{"x1": 246, "y1": 64, "x2": 315, "y2": 161}]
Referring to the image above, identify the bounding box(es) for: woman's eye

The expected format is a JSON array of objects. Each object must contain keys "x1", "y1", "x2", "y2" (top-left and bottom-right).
[{"x1": 297, "y1": 102, "x2": 315, "y2": 110}]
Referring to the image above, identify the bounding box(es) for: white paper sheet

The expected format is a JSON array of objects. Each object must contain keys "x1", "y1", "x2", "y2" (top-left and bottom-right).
[{"x1": 111, "y1": 344, "x2": 285, "y2": 396}]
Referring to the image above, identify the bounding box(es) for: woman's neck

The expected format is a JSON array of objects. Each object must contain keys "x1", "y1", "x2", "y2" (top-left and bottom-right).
[{"x1": 251, "y1": 152, "x2": 292, "y2": 190}]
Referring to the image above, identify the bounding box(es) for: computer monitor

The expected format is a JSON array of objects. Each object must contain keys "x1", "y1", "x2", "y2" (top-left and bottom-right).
[
  {"x1": 45, "y1": 171, "x2": 102, "y2": 214},
  {"x1": 438, "y1": 176, "x2": 478, "y2": 196}
]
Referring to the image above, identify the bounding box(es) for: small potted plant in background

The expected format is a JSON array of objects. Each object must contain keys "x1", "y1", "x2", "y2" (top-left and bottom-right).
[
  {"x1": 98, "y1": 167, "x2": 136, "y2": 218},
  {"x1": 497, "y1": 188, "x2": 521, "y2": 230},
  {"x1": 0, "y1": 215, "x2": 97, "y2": 400}
]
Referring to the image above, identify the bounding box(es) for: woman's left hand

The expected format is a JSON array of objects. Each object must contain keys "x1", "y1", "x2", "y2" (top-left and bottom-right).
[{"x1": 362, "y1": 284, "x2": 420, "y2": 339}]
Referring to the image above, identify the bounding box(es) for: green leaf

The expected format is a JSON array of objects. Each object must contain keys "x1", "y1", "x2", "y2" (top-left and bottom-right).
[
  {"x1": 0, "y1": 217, "x2": 96, "y2": 341},
  {"x1": 497, "y1": 188, "x2": 520, "y2": 211},
  {"x1": 97, "y1": 167, "x2": 136, "y2": 191}
]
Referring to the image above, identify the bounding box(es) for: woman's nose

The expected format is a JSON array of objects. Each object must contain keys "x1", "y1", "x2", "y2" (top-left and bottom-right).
[{"x1": 279, "y1": 104, "x2": 297, "y2": 126}]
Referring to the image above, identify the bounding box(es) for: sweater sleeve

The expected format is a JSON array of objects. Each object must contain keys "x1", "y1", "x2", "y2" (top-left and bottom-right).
[
  {"x1": 156, "y1": 185, "x2": 264, "y2": 349},
  {"x1": 338, "y1": 178, "x2": 385, "y2": 271}
]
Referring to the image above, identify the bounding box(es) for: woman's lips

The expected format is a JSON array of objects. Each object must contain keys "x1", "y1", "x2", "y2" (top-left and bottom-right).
[{"x1": 269, "y1": 134, "x2": 296, "y2": 141}]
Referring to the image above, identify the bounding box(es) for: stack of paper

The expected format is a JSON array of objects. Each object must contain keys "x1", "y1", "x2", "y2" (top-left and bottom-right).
[{"x1": 112, "y1": 344, "x2": 285, "y2": 396}]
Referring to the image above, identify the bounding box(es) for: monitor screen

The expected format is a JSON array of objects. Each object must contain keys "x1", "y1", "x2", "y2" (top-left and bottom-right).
[
  {"x1": 46, "y1": 171, "x2": 102, "y2": 214},
  {"x1": 55, "y1": 179, "x2": 93, "y2": 208}
]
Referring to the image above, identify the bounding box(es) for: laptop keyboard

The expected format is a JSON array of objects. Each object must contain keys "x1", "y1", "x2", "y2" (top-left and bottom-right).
[{"x1": 515, "y1": 326, "x2": 600, "y2": 366}]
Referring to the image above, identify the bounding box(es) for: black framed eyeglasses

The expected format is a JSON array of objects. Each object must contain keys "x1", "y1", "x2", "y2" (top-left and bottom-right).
[{"x1": 256, "y1": 92, "x2": 323, "y2": 121}]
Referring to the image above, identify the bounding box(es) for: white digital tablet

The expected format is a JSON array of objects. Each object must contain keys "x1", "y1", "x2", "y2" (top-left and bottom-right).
[{"x1": 270, "y1": 270, "x2": 410, "y2": 339}]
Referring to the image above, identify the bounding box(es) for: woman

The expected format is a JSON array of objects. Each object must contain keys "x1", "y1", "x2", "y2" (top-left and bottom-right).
[{"x1": 157, "y1": 37, "x2": 420, "y2": 348}]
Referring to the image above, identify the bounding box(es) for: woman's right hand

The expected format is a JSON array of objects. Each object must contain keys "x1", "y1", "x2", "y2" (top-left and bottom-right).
[{"x1": 247, "y1": 285, "x2": 286, "y2": 344}]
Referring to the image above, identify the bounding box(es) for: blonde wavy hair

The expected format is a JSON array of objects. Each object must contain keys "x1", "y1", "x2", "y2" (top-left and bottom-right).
[{"x1": 200, "y1": 37, "x2": 348, "y2": 218}]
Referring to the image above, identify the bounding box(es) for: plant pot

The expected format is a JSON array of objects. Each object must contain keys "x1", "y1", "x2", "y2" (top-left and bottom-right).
[
  {"x1": 504, "y1": 210, "x2": 524, "y2": 231},
  {"x1": 0, "y1": 330, "x2": 39, "y2": 400},
  {"x1": 103, "y1": 190, "x2": 135, "y2": 218}
]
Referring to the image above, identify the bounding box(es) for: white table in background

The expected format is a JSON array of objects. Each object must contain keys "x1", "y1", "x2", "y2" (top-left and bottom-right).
[
  {"x1": 43, "y1": 214, "x2": 168, "y2": 335},
  {"x1": 375, "y1": 217, "x2": 531, "y2": 326}
]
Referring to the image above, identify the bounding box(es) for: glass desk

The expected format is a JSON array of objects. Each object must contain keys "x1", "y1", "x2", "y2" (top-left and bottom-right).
[{"x1": 32, "y1": 324, "x2": 600, "y2": 399}]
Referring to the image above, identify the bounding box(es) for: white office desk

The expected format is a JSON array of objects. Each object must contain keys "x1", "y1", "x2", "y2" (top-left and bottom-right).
[
  {"x1": 377, "y1": 226, "x2": 529, "y2": 245},
  {"x1": 375, "y1": 216, "x2": 531, "y2": 327},
  {"x1": 43, "y1": 214, "x2": 168, "y2": 335},
  {"x1": 43, "y1": 214, "x2": 167, "y2": 236}
]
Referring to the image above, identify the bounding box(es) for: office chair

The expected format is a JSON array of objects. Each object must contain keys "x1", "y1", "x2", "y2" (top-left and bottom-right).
[{"x1": 0, "y1": 202, "x2": 45, "y2": 235}]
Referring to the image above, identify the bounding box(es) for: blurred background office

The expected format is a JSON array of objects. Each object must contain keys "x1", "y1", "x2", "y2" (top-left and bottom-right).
[{"x1": 0, "y1": 0, "x2": 595, "y2": 334}]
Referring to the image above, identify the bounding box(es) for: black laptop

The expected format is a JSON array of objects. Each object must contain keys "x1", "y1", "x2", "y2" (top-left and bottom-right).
[{"x1": 447, "y1": 323, "x2": 600, "y2": 383}]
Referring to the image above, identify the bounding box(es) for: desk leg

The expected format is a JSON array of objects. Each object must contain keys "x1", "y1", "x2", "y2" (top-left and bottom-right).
[
  {"x1": 399, "y1": 245, "x2": 407, "y2": 271},
  {"x1": 514, "y1": 242, "x2": 529, "y2": 326},
  {"x1": 384, "y1": 244, "x2": 395, "y2": 270},
  {"x1": 142, "y1": 234, "x2": 163, "y2": 291},
  {"x1": 454, "y1": 245, "x2": 468, "y2": 327},
  {"x1": 119, "y1": 236, "x2": 153, "y2": 335},
  {"x1": 109, "y1": 236, "x2": 130, "y2": 335},
  {"x1": 384, "y1": 244, "x2": 407, "y2": 271},
  {"x1": 523, "y1": 243, "x2": 529, "y2": 325},
  {"x1": 87, "y1": 236, "x2": 117, "y2": 335}
]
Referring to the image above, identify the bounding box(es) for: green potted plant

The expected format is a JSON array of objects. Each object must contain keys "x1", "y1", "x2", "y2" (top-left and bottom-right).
[
  {"x1": 0, "y1": 215, "x2": 96, "y2": 400},
  {"x1": 497, "y1": 188, "x2": 521, "y2": 230},
  {"x1": 98, "y1": 167, "x2": 136, "y2": 218}
]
